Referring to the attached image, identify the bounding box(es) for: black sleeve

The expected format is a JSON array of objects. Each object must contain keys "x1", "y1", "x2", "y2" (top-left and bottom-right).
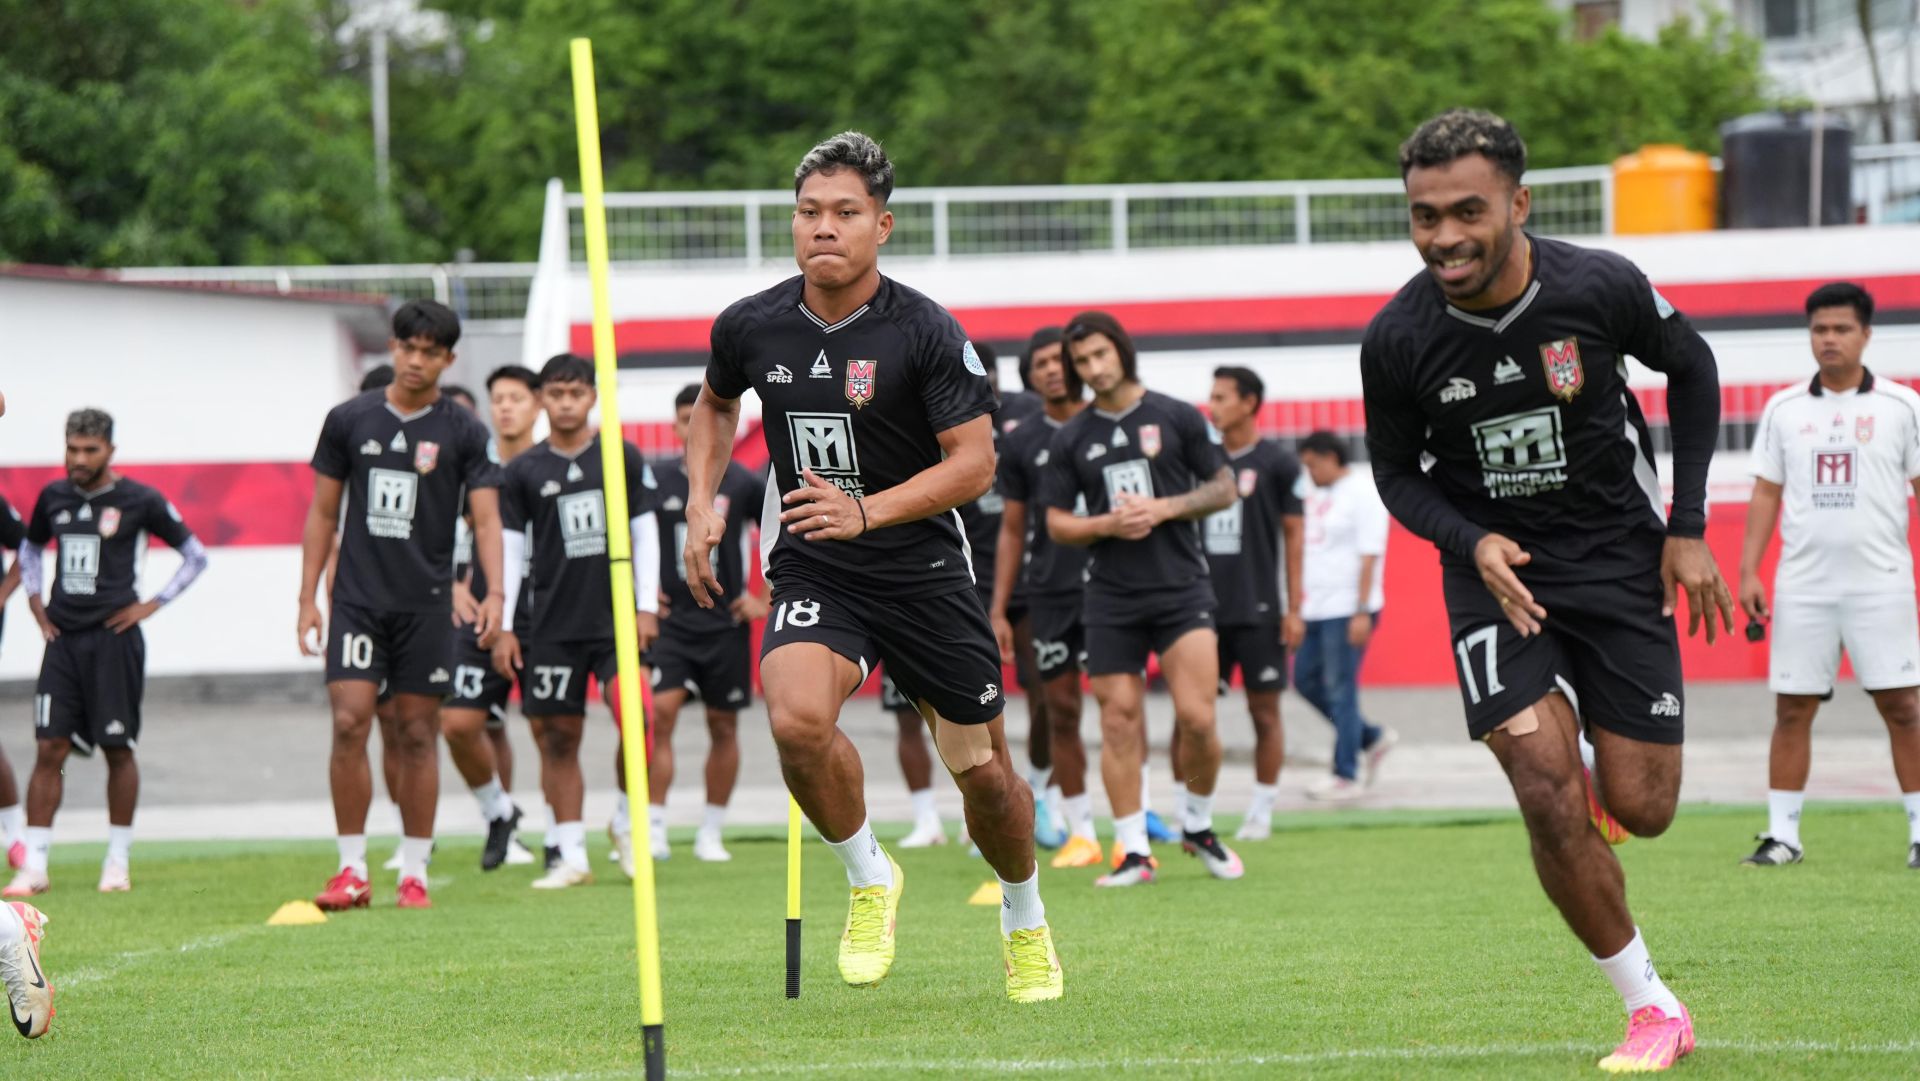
[
  {"x1": 1177, "y1": 402, "x2": 1229, "y2": 483},
  {"x1": 1272, "y1": 450, "x2": 1304, "y2": 516},
  {"x1": 1607, "y1": 257, "x2": 1717, "y2": 539},
  {"x1": 704, "y1": 305, "x2": 750, "y2": 400},
  {"x1": 500, "y1": 463, "x2": 529, "y2": 533},
  {"x1": 146, "y1": 489, "x2": 195, "y2": 549},
  {"x1": 912, "y1": 314, "x2": 997, "y2": 433},
  {"x1": 0, "y1": 495, "x2": 23, "y2": 548},
  {"x1": 997, "y1": 432, "x2": 1032, "y2": 504},
  {"x1": 625, "y1": 443, "x2": 658, "y2": 519},
  {"x1": 460, "y1": 413, "x2": 504, "y2": 491},
  {"x1": 310, "y1": 402, "x2": 352, "y2": 481},
  {"x1": 1361, "y1": 317, "x2": 1489, "y2": 559},
  {"x1": 25, "y1": 488, "x2": 52, "y2": 546},
  {"x1": 1036, "y1": 429, "x2": 1081, "y2": 511}
]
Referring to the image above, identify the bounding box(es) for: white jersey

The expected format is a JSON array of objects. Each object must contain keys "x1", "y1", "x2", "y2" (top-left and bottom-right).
[
  {"x1": 1752, "y1": 371, "x2": 1920, "y2": 597},
  {"x1": 1298, "y1": 469, "x2": 1389, "y2": 620}
]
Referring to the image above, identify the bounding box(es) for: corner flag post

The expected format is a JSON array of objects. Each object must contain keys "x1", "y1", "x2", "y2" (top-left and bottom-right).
[
  {"x1": 786, "y1": 793, "x2": 803, "y2": 998},
  {"x1": 570, "y1": 37, "x2": 666, "y2": 1081}
]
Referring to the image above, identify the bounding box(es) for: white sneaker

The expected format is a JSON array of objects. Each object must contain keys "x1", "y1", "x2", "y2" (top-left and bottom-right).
[
  {"x1": 1306, "y1": 775, "x2": 1364, "y2": 803},
  {"x1": 0, "y1": 902, "x2": 53, "y2": 1038},
  {"x1": 0, "y1": 869, "x2": 47, "y2": 899},
  {"x1": 382, "y1": 848, "x2": 404, "y2": 872},
  {"x1": 1234, "y1": 815, "x2": 1272, "y2": 842},
  {"x1": 503, "y1": 837, "x2": 537, "y2": 866},
  {"x1": 1362, "y1": 727, "x2": 1400, "y2": 787},
  {"x1": 649, "y1": 827, "x2": 670, "y2": 863},
  {"x1": 693, "y1": 830, "x2": 732, "y2": 863},
  {"x1": 98, "y1": 862, "x2": 131, "y2": 893},
  {"x1": 531, "y1": 864, "x2": 593, "y2": 890},
  {"x1": 899, "y1": 820, "x2": 947, "y2": 848}
]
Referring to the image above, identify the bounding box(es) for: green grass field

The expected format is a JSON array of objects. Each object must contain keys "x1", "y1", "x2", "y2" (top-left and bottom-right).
[{"x1": 2, "y1": 803, "x2": 1916, "y2": 1079}]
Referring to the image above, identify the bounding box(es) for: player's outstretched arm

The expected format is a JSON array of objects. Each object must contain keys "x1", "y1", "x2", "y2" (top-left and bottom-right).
[
  {"x1": 297, "y1": 475, "x2": 345, "y2": 656},
  {"x1": 683, "y1": 382, "x2": 742, "y2": 608}
]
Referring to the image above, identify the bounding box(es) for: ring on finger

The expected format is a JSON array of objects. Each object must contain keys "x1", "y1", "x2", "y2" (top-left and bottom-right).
[{"x1": 1498, "y1": 596, "x2": 1511, "y2": 609}]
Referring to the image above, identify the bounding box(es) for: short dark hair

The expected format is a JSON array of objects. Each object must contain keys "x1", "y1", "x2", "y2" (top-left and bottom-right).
[
  {"x1": 1298, "y1": 430, "x2": 1348, "y2": 465},
  {"x1": 1399, "y1": 109, "x2": 1527, "y2": 186},
  {"x1": 1063, "y1": 311, "x2": 1138, "y2": 383},
  {"x1": 1019, "y1": 326, "x2": 1064, "y2": 390},
  {"x1": 1213, "y1": 366, "x2": 1264, "y2": 409},
  {"x1": 443, "y1": 384, "x2": 477, "y2": 410},
  {"x1": 674, "y1": 384, "x2": 701, "y2": 410},
  {"x1": 486, "y1": 364, "x2": 540, "y2": 394},
  {"x1": 359, "y1": 364, "x2": 395, "y2": 392},
  {"x1": 66, "y1": 408, "x2": 113, "y2": 443},
  {"x1": 1806, "y1": 281, "x2": 1874, "y2": 326},
  {"x1": 538, "y1": 353, "x2": 595, "y2": 387},
  {"x1": 392, "y1": 299, "x2": 462, "y2": 349},
  {"x1": 794, "y1": 131, "x2": 895, "y2": 204}
]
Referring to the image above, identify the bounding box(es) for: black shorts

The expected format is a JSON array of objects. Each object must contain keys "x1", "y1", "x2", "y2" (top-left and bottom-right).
[
  {"x1": 1028, "y1": 597, "x2": 1086, "y2": 682},
  {"x1": 879, "y1": 668, "x2": 914, "y2": 713},
  {"x1": 446, "y1": 631, "x2": 513, "y2": 729},
  {"x1": 1442, "y1": 558, "x2": 1684, "y2": 745},
  {"x1": 36, "y1": 625, "x2": 144, "y2": 755},
  {"x1": 648, "y1": 624, "x2": 753, "y2": 710},
  {"x1": 1084, "y1": 587, "x2": 1216, "y2": 678},
  {"x1": 327, "y1": 601, "x2": 454, "y2": 698},
  {"x1": 1218, "y1": 624, "x2": 1288, "y2": 692},
  {"x1": 762, "y1": 565, "x2": 1004, "y2": 726},
  {"x1": 522, "y1": 637, "x2": 621, "y2": 717}
]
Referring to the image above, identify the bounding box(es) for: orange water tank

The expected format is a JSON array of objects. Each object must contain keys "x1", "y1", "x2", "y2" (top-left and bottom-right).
[{"x1": 1611, "y1": 145, "x2": 1717, "y2": 234}]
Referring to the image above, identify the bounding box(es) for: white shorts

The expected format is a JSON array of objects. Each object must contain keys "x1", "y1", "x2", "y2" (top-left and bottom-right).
[{"x1": 1769, "y1": 592, "x2": 1920, "y2": 695}]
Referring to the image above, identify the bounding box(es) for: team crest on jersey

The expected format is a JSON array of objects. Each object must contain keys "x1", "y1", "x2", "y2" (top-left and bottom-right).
[
  {"x1": 714, "y1": 494, "x2": 731, "y2": 519},
  {"x1": 845, "y1": 360, "x2": 877, "y2": 408},
  {"x1": 1140, "y1": 424, "x2": 1162, "y2": 458},
  {"x1": 99, "y1": 507, "x2": 121, "y2": 538},
  {"x1": 1538, "y1": 338, "x2": 1584, "y2": 401},
  {"x1": 414, "y1": 440, "x2": 440, "y2": 474},
  {"x1": 1237, "y1": 468, "x2": 1258, "y2": 497},
  {"x1": 1857, "y1": 415, "x2": 1875, "y2": 444}
]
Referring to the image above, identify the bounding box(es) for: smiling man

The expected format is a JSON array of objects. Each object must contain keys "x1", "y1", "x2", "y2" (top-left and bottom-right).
[
  {"x1": 681, "y1": 131, "x2": 1060, "y2": 1003},
  {"x1": 1359, "y1": 109, "x2": 1733, "y2": 1073}
]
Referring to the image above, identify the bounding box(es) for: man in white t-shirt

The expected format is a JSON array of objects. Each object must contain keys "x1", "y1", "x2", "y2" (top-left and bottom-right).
[
  {"x1": 1739, "y1": 281, "x2": 1920, "y2": 870},
  {"x1": 1289, "y1": 431, "x2": 1397, "y2": 801}
]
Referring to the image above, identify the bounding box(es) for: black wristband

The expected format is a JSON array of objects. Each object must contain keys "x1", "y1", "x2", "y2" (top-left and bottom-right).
[{"x1": 855, "y1": 497, "x2": 869, "y2": 536}]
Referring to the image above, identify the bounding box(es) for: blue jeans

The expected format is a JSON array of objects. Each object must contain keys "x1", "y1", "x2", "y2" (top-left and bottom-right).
[{"x1": 1294, "y1": 613, "x2": 1383, "y2": 781}]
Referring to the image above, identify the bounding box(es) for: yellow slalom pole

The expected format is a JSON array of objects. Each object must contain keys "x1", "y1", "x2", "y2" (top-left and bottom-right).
[
  {"x1": 785, "y1": 794, "x2": 802, "y2": 998},
  {"x1": 570, "y1": 37, "x2": 666, "y2": 1081}
]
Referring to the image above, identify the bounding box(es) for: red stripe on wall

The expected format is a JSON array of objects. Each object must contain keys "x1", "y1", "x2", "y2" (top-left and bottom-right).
[{"x1": 0, "y1": 462, "x2": 314, "y2": 549}]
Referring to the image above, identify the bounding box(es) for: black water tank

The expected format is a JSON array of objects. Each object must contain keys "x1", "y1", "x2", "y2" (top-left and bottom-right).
[{"x1": 1720, "y1": 112, "x2": 1851, "y2": 228}]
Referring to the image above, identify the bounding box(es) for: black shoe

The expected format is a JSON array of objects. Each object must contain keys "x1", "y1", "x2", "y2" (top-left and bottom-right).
[
  {"x1": 1909, "y1": 842, "x2": 1919, "y2": 870},
  {"x1": 481, "y1": 805, "x2": 523, "y2": 871},
  {"x1": 1740, "y1": 834, "x2": 1802, "y2": 866},
  {"x1": 544, "y1": 844, "x2": 561, "y2": 872}
]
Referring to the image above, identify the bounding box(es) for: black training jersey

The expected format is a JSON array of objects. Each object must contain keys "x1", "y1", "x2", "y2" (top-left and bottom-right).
[
  {"x1": 653, "y1": 456, "x2": 766, "y2": 637},
  {"x1": 501, "y1": 436, "x2": 656, "y2": 644},
  {"x1": 1205, "y1": 439, "x2": 1303, "y2": 626},
  {"x1": 961, "y1": 397, "x2": 1047, "y2": 596},
  {"x1": 1038, "y1": 389, "x2": 1229, "y2": 622},
  {"x1": 706, "y1": 275, "x2": 997, "y2": 600},
  {"x1": 26, "y1": 477, "x2": 195, "y2": 631},
  {"x1": 0, "y1": 494, "x2": 22, "y2": 572},
  {"x1": 312, "y1": 390, "x2": 501, "y2": 613},
  {"x1": 1361, "y1": 235, "x2": 1720, "y2": 582},
  {"x1": 996, "y1": 413, "x2": 1089, "y2": 602}
]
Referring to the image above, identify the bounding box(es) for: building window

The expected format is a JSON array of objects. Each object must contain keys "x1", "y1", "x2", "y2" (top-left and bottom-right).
[
  {"x1": 1762, "y1": 0, "x2": 1802, "y2": 40},
  {"x1": 1573, "y1": 1, "x2": 1622, "y2": 40}
]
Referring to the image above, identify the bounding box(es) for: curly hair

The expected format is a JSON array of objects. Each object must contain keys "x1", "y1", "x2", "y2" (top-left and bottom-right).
[{"x1": 1399, "y1": 109, "x2": 1527, "y2": 185}]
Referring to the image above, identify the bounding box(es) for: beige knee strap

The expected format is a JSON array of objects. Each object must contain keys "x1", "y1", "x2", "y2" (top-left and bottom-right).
[
  {"x1": 1492, "y1": 706, "x2": 1541, "y2": 738},
  {"x1": 928, "y1": 702, "x2": 995, "y2": 773}
]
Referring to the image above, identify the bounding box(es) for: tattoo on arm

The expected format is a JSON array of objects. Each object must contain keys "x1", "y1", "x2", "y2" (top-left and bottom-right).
[{"x1": 1168, "y1": 468, "x2": 1237, "y2": 521}]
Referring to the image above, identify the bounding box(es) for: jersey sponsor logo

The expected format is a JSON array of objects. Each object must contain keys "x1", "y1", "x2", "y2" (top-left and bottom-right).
[
  {"x1": 53, "y1": 510, "x2": 71, "y2": 526},
  {"x1": 1470, "y1": 406, "x2": 1569, "y2": 499},
  {"x1": 360, "y1": 439, "x2": 383, "y2": 456},
  {"x1": 787, "y1": 412, "x2": 863, "y2": 497},
  {"x1": 1237, "y1": 468, "x2": 1258, "y2": 497},
  {"x1": 1493, "y1": 356, "x2": 1524, "y2": 385},
  {"x1": 672, "y1": 521, "x2": 720, "y2": 583},
  {"x1": 105, "y1": 719, "x2": 125, "y2": 737},
  {"x1": 809, "y1": 350, "x2": 833, "y2": 379},
  {"x1": 963, "y1": 340, "x2": 987, "y2": 376},
  {"x1": 1538, "y1": 338, "x2": 1584, "y2": 401},
  {"x1": 98, "y1": 507, "x2": 121, "y2": 539},
  {"x1": 539, "y1": 479, "x2": 562, "y2": 497},
  {"x1": 1649, "y1": 692, "x2": 1680, "y2": 717},
  {"x1": 1439, "y1": 377, "x2": 1478, "y2": 404},
  {"x1": 1034, "y1": 449, "x2": 1050, "y2": 467},
  {"x1": 1258, "y1": 666, "x2": 1281, "y2": 682},
  {"x1": 1139, "y1": 424, "x2": 1161, "y2": 458},
  {"x1": 1103, "y1": 460, "x2": 1154, "y2": 504},
  {"x1": 727, "y1": 687, "x2": 746, "y2": 703},
  {"x1": 1034, "y1": 638, "x2": 1070, "y2": 671},
  {"x1": 367, "y1": 468, "x2": 420, "y2": 539},
  {"x1": 428, "y1": 668, "x2": 450, "y2": 684},
  {"x1": 1112, "y1": 428, "x2": 1129, "y2": 447},
  {"x1": 414, "y1": 440, "x2": 440, "y2": 475},
  {"x1": 1857, "y1": 415, "x2": 1875, "y2": 444},
  {"x1": 977, "y1": 488, "x2": 1005, "y2": 515},
  {"x1": 566, "y1": 461, "x2": 584, "y2": 483},
  {"x1": 558, "y1": 490, "x2": 608, "y2": 557},
  {"x1": 845, "y1": 359, "x2": 877, "y2": 408},
  {"x1": 1204, "y1": 500, "x2": 1243, "y2": 555},
  {"x1": 1086, "y1": 443, "x2": 1107, "y2": 461},
  {"x1": 59, "y1": 534, "x2": 101, "y2": 595},
  {"x1": 78, "y1": 504, "x2": 92, "y2": 521},
  {"x1": 979, "y1": 682, "x2": 1000, "y2": 705},
  {"x1": 1813, "y1": 449, "x2": 1856, "y2": 508},
  {"x1": 391, "y1": 431, "x2": 408, "y2": 453},
  {"x1": 767, "y1": 364, "x2": 794, "y2": 384}
]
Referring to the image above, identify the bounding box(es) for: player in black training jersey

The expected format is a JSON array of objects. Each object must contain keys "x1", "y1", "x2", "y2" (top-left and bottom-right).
[
  {"x1": 3, "y1": 409, "x2": 207, "y2": 898},
  {"x1": 1040, "y1": 312, "x2": 1244, "y2": 888},
  {"x1": 1202, "y1": 367, "x2": 1304, "y2": 842},
  {"x1": 1361, "y1": 111, "x2": 1734, "y2": 1070},
  {"x1": 298, "y1": 300, "x2": 505, "y2": 912},
  {"x1": 0, "y1": 493, "x2": 26, "y2": 871},
  {"x1": 683, "y1": 132, "x2": 1060, "y2": 1002},
  {"x1": 993, "y1": 327, "x2": 1107, "y2": 869},
  {"x1": 492, "y1": 354, "x2": 661, "y2": 890},
  {"x1": 645, "y1": 383, "x2": 767, "y2": 863}
]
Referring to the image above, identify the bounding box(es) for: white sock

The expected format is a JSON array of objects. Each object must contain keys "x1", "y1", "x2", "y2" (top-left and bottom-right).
[
  {"x1": 825, "y1": 820, "x2": 893, "y2": 888},
  {"x1": 1593, "y1": 929, "x2": 1683, "y2": 1017},
  {"x1": 1768, "y1": 789, "x2": 1805, "y2": 849},
  {"x1": 1139, "y1": 764, "x2": 1154, "y2": 812},
  {"x1": 541, "y1": 804, "x2": 557, "y2": 848},
  {"x1": 472, "y1": 777, "x2": 513, "y2": 822},
  {"x1": 1182, "y1": 790, "x2": 1214, "y2": 834},
  {"x1": 1028, "y1": 765, "x2": 1053, "y2": 794},
  {"x1": 336, "y1": 833, "x2": 367, "y2": 877},
  {"x1": 909, "y1": 788, "x2": 939, "y2": 828},
  {"x1": 24, "y1": 827, "x2": 51, "y2": 874},
  {"x1": 1903, "y1": 791, "x2": 1920, "y2": 846},
  {"x1": 555, "y1": 821, "x2": 589, "y2": 872},
  {"x1": 399, "y1": 836, "x2": 433, "y2": 884},
  {"x1": 647, "y1": 804, "x2": 667, "y2": 842},
  {"x1": 1063, "y1": 794, "x2": 1096, "y2": 841},
  {"x1": 1114, "y1": 810, "x2": 1151, "y2": 857},
  {"x1": 700, "y1": 803, "x2": 727, "y2": 835},
  {"x1": 998, "y1": 869, "x2": 1046, "y2": 934},
  {"x1": 611, "y1": 793, "x2": 632, "y2": 838},
  {"x1": 1046, "y1": 784, "x2": 1068, "y2": 832},
  {"x1": 1247, "y1": 782, "x2": 1280, "y2": 820},
  {"x1": 106, "y1": 825, "x2": 133, "y2": 866},
  {"x1": 0, "y1": 804, "x2": 23, "y2": 847}
]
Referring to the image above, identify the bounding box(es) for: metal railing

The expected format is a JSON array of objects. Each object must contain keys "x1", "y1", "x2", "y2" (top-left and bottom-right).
[{"x1": 113, "y1": 262, "x2": 538, "y2": 323}]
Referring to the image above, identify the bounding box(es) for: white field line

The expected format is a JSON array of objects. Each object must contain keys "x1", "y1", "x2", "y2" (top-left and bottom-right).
[{"x1": 56, "y1": 927, "x2": 261, "y2": 990}]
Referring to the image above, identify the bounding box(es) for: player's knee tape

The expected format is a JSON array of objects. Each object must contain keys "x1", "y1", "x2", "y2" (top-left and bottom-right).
[
  {"x1": 1491, "y1": 706, "x2": 1541, "y2": 739},
  {"x1": 928, "y1": 705, "x2": 994, "y2": 773}
]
